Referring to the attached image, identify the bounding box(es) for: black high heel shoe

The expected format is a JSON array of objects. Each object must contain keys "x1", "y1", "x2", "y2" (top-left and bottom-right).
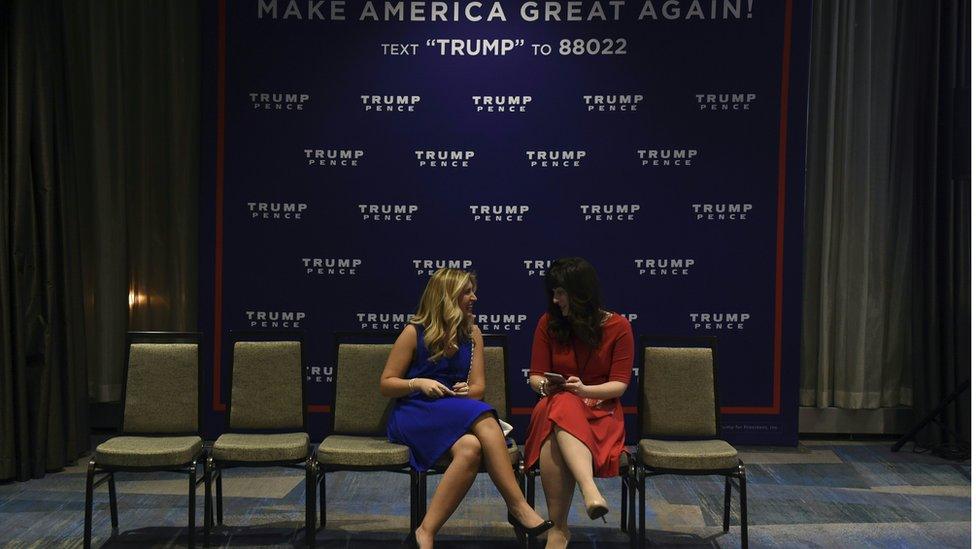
[
  {"x1": 508, "y1": 512, "x2": 555, "y2": 541},
  {"x1": 403, "y1": 529, "x2": 420, "y2": 548}
]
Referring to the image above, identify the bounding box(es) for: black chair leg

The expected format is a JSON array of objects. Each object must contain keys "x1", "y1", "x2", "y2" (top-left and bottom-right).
[
  {"x1": 620, "y1": 476, "x2": 628, "y2": 533},
  {"x1": 108, "y1": 472, "x2": 119, "y2": 534},
  {"x1": 215, "y1": 466, "x2": 223, "y2": 525},
  {"x1": 637, "y1": 469, "x2": 646, "y2": 549},
  {"x1": 418, "y1": 472, "x2": 428, "y2": 524},
  {"x1": 204, "y1": 458, "x2": 212, "y2": 545},
  {"x1": 319, "y1": 471, "x2": 326, "y2": 528},
  {"x1": 627, "y1": 473, "x2": 637, "y2": 545},
  {"x1": 723, "y1": 476, "x2": 732, "y2": 531},
  {"x1": 409, "y1": 472, "x2": 415, "y2": 532},
  {"x1": 526, "y1": 470, "x2": 535, "y2": 508},
  {"x1": 307, "y1": 459, "x2": 317, "y2": 546},
  {"x1": 305, "y1": 458, "x2": 316, "y2": 547},
  {"x1": 84, "y1": 459, "x2": 95, "y2": 549},
  {"x1": 188, "y1": 460, "x2": 197, "y2": 548},
  {"x1": 739, "y1": 466, "x2": 748, "y2": 549}
]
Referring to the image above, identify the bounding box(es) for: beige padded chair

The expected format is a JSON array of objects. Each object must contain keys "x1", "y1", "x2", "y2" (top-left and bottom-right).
[
  {"x1": 312, "y1": 338, "x2": 418, "y2": 534},
  {"x1": 205, "y1": 332, "x2": 315, "y2": 546},
  {"x1": 633, "y1": 337, "x2": 747, "y2": 548},
  {"x1": 85, "y1": 332, "x2": 207, "y2": 548},
  {"x1": 419, "y1": 336, "x2": 524, "y2": 523}
]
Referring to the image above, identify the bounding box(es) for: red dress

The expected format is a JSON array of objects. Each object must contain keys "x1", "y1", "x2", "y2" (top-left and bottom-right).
[{"x1": 523, "y1": 312, "x2": 634, "y2": 477}]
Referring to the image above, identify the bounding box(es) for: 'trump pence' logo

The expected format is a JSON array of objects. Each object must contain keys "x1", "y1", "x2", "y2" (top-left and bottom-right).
[
  {"x1": 357, "y1": 312, "x2": 413, "y2": 330},
  {"x1": 304, "y1": 149, "x2": 364, "y2": 167},
  {"x1": 695, "y1": 92, "x2": 757, "y2": 111},
  {"x1": 580, "y1": 204, "x2": 640, "y2": 222},
  {"x1": 302, "y1": 258, "x2": 362, "y2": 276},
  {"x1": 245, "y1": 310, "x2": 306, "y2": 328},
  {"x1": 361, "y1": 95, "x2": 421, "y2": 112},
  {"x1": 359, "y1": 204, "x2": 418, "y2": 222},
  {"x1": 690, "y1": 312, "x2": 750, "y2": 330},
  {"x1": 476, "y1": 313, "x2": 528, "y2": 332},
  {"x1": 470, "y1": 205, "x2": 529, "y2": 222},
  {"x1": 637, "y1": 149, "x2": 698, "y2": 167},
  {"x1": 248, "y1": 202, "x2": 307, "y2": 221},
  {"x1": 306, "y1": 364, "x2": 334, "y2": 384},
  {"x1": 416, "y1": 150, "x2": 475, "y2": 168},
  {"x1": 473, "y1": 95, "x2": 532, "y2": 112},
  {"x1": 635, "y1": 259, "x2": 695, "y2": 276},
  {"x1": 250, "y1": 92, "x2": 310, "y2": 110},
  {"x1": 524, "y1": 259, "x2": 552, "y2": 276},
  {"x1": 526, "y1": 150, "x2": 586, "y2": 168},
  {"x1": 413, "y1": 259, "x2": 474, "y2": 276},
  {"x1": 583, "y1": 94, "x2": 644, "y2": 112},
  {"x1": 693, "y1": 203, "x2": 752, "y2": 221}
]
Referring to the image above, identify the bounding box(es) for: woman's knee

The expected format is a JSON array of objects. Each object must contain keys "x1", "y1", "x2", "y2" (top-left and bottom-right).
[
  {"x1": 472, "y1": 411, "x2": 496, "y2": 428},
  {"x1": 453, "y1": 434, "x2": 482, "y2": 464}
]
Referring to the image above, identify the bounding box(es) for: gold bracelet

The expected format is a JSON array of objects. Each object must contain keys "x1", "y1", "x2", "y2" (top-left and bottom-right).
[{"x1": 408, "y1": 378, "x2": 415, "y2": 391}]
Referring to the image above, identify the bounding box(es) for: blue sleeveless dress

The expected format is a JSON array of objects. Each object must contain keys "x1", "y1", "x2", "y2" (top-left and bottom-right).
[{"x1": 387, "y1": 324, "x2": 495, "y2": 471}]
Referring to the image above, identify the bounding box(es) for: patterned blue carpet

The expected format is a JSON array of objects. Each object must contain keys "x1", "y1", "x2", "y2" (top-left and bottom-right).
[{"x1": 0, "y1": 440, "x2": 969, "y2": 547}]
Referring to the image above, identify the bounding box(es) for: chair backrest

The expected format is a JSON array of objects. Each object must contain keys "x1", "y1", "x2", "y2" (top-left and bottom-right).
[
  {"x1": 121, "y1": 332, "x2": 201, "y2": 435},
  {"x1": 640, "y1": 337, "x2": 719, "y2": 438},
  {"x1": 332, "y1": 342, "x2": 395, "y2": 435},
  {"x1": 227, "y1": 332, "x2": 305, "y2": 432},
  {"x1": 481, "y1": 335, "x2": 509, "y2": 422}
]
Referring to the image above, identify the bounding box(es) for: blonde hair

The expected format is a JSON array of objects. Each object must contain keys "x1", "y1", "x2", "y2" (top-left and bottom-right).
[{"x1": 411, "y1": 268, "x2": 477, "y2": 362}]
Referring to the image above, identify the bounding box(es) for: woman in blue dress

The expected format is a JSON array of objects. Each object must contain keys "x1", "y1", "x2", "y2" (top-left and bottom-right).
[{"x1": 381, "y1": 268, "x2": 553, "y2": 548}]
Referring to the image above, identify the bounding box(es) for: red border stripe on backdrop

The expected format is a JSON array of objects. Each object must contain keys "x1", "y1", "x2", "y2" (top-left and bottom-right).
[
  {"x1": 212, "y1": 1, "x2": 796, "y2": 418},
  {"x1": 721, "y1": 0, "x2": 793, "y2": 416}
]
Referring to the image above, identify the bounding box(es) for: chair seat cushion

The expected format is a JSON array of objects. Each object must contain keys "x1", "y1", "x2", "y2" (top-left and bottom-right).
[
  {"x1": 95, "y1": 436, "x2": 203, "y2": 468},
  {"x1": 317, "y1": 435, "x2": 410, "y2": 467},
  {"x1": 212, "y1": 432, "x2": 310, "y2": 462},
  {"x1": 638, "y1": 439, "x2": 739, "y2": 471}
]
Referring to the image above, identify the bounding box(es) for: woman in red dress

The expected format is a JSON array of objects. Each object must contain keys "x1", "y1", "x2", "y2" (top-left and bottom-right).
[{"x1": 523, "y1": 257, "x2": 634, "y2": 548}]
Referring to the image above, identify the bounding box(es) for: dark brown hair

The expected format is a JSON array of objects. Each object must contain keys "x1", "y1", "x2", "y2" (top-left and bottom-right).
[{"x1": 544, "y1": 257, "x2": 603, "y2": 348}]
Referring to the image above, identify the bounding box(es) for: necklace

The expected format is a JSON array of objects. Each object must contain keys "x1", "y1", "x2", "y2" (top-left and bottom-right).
[
  {"x1": 572, "y1": 341, "x2": 595, "y2": 374},
  {"x1": 568, "y1": 311, "x2": 612, "y2": 374}
]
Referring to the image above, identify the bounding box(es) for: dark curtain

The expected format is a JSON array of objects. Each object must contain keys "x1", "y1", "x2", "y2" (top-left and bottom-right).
[
  {"x1": 910, "y1": 0, "x2": 970, "y2": 449},
  {"x1": 61, "y1": 0, "x2": 200, "y2": 404},
  {"x1": 1, "y1": 0, "x2": 90, "y2": 481},
  {"x1": 1, "y1": 0, "x2": 199, "y2": 480}
]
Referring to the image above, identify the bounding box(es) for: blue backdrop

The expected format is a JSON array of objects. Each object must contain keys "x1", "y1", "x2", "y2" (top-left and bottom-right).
[{"x1": 200, "y1": 0, "x2": 811, "y2": 445}]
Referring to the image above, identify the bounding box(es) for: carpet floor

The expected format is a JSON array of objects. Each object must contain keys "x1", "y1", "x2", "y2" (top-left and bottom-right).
[{"x1": 0, "y1": 440, "x2": 969, "y2": 548}]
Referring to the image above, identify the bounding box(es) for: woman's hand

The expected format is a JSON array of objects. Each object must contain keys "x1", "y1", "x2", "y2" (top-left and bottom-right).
[
  {"x1": 451, "y1": 381, "x2": 471, "y2": 397},
  {"x1": 413, "y1": 378, "x2": 456, "y2": 398},
  {"x1": 564, "y1": 376, "x2": 588, "y2": 397}
]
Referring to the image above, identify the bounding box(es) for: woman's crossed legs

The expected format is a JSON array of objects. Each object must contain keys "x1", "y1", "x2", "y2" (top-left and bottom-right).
[
  {"x1": 539, "y1": 425, "x2": 604, "y2": 549},
  {"x1": 415, "y1": 412, "x2": 545, "y2": 549}
]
